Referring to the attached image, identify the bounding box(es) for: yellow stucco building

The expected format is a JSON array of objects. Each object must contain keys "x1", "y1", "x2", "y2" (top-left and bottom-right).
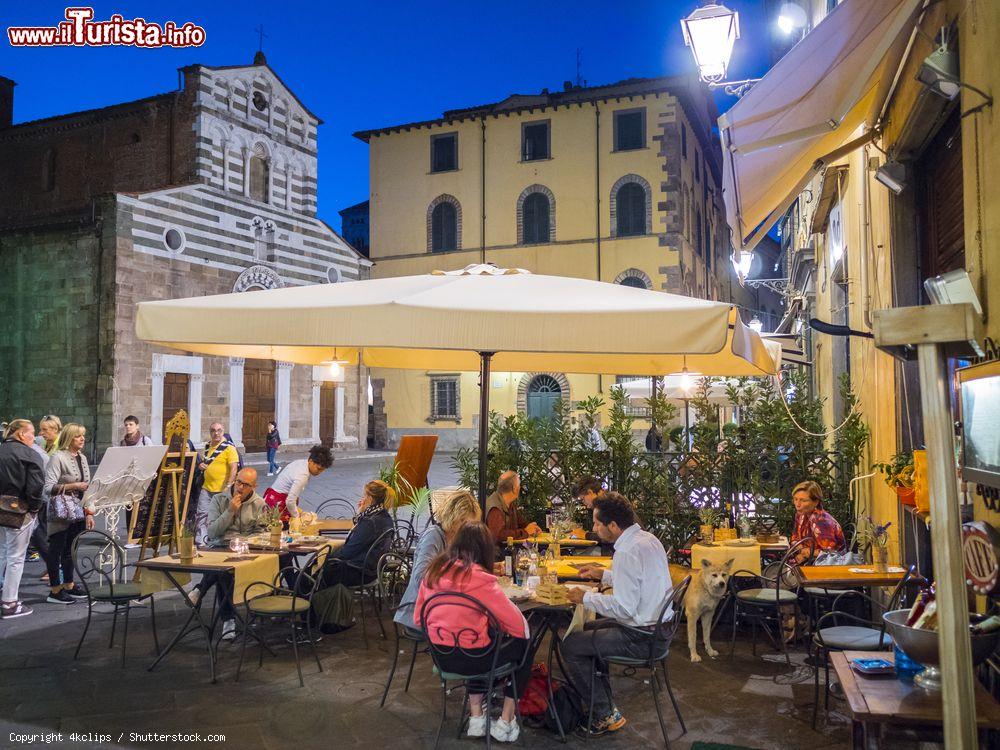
[
  {"x1": 355, "y1": 76, "x2": 737, "y2": 448},
  {"x1": 773, "y1": 0, "x2": 1000, "y2": 567}
]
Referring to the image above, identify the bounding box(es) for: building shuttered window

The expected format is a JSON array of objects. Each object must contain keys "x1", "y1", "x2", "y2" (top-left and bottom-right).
[
  {"x1": 614, "y1": 109, "x2": 645, "y2": 151},
  {"x1": 431, "y1": 133, "x2": 458, "y2": 172},
  {"x1": 522, "y1": 192, "x2": 550, "y2": 244},
  {"x1": 615, "y1": 182, "x2": 647, "y2": 236},
  {"x1": 431, "y1": 201, "x2": 458, "y2": 252},
  {"x1": 430, "y1": 376, "x2": 460, "y2": 420},
  {"x1": 522, "y1": 121, "x2": 550, "y2": 161}
]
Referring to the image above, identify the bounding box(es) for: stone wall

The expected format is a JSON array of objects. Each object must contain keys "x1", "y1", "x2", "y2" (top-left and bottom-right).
[
  {"x1": 0, "y1": 203, "x2": 117, "y2": 460},
  {"x1": 0, "y1": 89, "x2": 197, "y2": 226}
]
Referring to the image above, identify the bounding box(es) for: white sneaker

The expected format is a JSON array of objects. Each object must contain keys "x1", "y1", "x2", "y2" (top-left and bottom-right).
[
  {"x1": 466, "y1": 714, "x2": 487, "y2": 738},
  {"x1": 267, "y1": 472, "x2": 274, "y2": 477},
  {"x1": 221, "y1": 619, "x2": 237, "y2": 641},
  {"x1": 187, "y1": 588, "x2": 202, "y2": 607},
  {"x1": 490, "y1": 717, "x2": 519, "y2": 743}
]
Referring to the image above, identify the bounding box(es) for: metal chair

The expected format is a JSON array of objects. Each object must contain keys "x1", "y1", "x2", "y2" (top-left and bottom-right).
[
  {"x1": 727, "y1": 539, "x2": 811, "y2": 665},
  {"x1": 391, "y1": 516, "x2": 418, "y2": 557},
  {"x1": 810, "y1": 567, "x2": 920, "y2": 728},
  {"x1": 377, "y1": 551, "x2": 429, "y2": 707},
  {"x1": 237, "y1": 547, "x2": 329, "y2": 687},
  {"x1": 585, "y1": 576, "x2": 691, "y2": 748},
  {"x1": 325, "y1": 527, "x2": 395, "y2": 649},
  {"x1": 314, "y1": 497, "x2": 357, "y2": 519},
  {"x1": 72, "y1": 530, "x2": 159, "y2": 667},
  {"x1": 420, "y1": 591, "x2": 528, "y2": 750}
]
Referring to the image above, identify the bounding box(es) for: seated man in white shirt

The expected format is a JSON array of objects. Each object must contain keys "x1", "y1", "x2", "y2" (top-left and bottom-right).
[{"x1": 562, "y1": 492, "x2": 673, "y2": 736}]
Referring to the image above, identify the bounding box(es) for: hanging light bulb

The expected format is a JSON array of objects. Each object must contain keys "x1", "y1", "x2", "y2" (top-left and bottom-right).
[
  {"x1": 321, "y1": 357, "x2": 348, "y2": 378},
  {"x1": 679, "y1": 367, "x2": 695, "y2": 393},
  {"x1": 748, "y1": 316, "x2": 764, "y2": 333}
]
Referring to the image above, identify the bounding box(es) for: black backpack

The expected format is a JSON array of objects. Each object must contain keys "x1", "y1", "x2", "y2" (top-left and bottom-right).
[{"x1": 543, "y1": 684, "x2": 585, "y2": 734}]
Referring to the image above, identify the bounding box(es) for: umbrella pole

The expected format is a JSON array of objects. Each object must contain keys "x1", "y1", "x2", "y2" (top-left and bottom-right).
[{"x1": 477, "y1": 352, "x2": 495, "y2": 512}]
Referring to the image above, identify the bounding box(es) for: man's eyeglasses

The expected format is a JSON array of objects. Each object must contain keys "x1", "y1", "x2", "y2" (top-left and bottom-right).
[{"x1": 234, "y1": 479, "x2": 254, "y2": 488}]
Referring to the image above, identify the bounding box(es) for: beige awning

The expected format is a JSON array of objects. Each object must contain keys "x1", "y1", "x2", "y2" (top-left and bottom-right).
[
  {"x1": 719, "y1": 0, "x2": 924, "y2": 251},
  {"x1": 135, "y1": 265, "x2": 780, "y2": 376}
]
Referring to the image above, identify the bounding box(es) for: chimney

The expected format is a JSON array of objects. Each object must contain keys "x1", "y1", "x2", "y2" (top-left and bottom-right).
[
  {"x1": 563, "y1": 80, "x2": 573, "y2": 92},
  {"x1": 0, "y1": 77, "x2": 15, "y2": 128}
]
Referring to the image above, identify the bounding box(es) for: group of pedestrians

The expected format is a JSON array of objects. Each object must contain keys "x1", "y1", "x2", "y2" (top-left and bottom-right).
[
  {"x1": 0, "y1": 413, "x2": 289, "y2": 619},
  {"x1": 0, "y1": 416, "x2": 99, "y2": 619}
]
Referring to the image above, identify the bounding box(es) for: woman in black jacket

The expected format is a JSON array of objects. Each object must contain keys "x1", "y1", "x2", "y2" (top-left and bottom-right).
[
  {"x1": 0, "y1": 419, "x2": 46, "y2": 619},
  {"x1": 320, "y1": 480, "x2": 394, "y2": 588}
]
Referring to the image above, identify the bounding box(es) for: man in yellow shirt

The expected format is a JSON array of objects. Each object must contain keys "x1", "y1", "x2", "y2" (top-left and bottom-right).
[{"x1": 194, "y1": 422, "x2": 239, "y2": 545}]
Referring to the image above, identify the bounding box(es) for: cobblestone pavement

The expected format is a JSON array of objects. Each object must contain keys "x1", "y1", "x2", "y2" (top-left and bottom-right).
[{"x1": 0, "y1": 452, "x2": 857, "y2": 750}]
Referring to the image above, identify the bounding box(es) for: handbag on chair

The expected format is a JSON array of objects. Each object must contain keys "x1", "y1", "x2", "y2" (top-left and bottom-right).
[{"x1": 0, "y1": 495, "x2": 31, "y2": 529}]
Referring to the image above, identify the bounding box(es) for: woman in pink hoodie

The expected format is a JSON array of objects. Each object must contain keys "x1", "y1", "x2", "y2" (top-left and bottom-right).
[{"x1": 415, "y1": 522, "x2": 531, "y2": 743}]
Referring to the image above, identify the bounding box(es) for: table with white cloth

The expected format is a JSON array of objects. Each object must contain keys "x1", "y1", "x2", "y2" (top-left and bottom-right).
[{"x1": 690, "y1": 541, "x2": 763, "y2": 576}]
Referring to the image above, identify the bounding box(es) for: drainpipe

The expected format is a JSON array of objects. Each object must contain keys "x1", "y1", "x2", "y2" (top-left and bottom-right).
[
  {"x1": 480, "y1": 117, "x2": 487, "y2": 264},
  {"x1": 860, "y1": 148, "x2": 873, "y2": 330},
  {"x1": 593, "y1": 102, "x2": 601, "y2": 281},
  {"x1": 594, "y1": 102, "x2": 602, "y2": 395}
]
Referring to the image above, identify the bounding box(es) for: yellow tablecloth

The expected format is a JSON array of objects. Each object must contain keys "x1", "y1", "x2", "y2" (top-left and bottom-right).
[
  {"x1": 138, "y1": 550, "x2": 280, "y2": 604},
  {"x1": 691, "y1": 542, "x2": 762, "y2": 576},
  {"x1": 552, "y1": 555, "x2": 613, "y2": 579}
]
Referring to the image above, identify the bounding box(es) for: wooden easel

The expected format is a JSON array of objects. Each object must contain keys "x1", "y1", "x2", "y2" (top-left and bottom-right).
[{"x1": 136, "y1": 410, "x2": 191, "y2": 564}]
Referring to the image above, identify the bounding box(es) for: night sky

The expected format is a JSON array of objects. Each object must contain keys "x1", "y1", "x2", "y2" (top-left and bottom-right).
[{"x1": 2, "y1": 1, "x2": 779, "y2": 230}]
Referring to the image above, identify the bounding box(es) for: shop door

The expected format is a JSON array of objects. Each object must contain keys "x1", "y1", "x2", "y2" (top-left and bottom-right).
[
  {"x1": 243, "y1": 359, "x2": 275, "y2": 452},
  {"x1": 162, "y1": 372, "x2": 190, "y2": 442},
  {"x1": 319, "y1": 382, "x2": 336, "y2": 447},
  {"x1": 919, "y1": 111, "x2": 965, "y2": 283}
]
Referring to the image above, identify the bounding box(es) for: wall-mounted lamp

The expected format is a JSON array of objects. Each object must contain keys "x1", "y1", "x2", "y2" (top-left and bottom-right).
[
  {"x1": 916, "y1": 29, "x2": 993, "y2": 113},
  {"x1": 874, "y1": 161, "x2": 907, "y2": 194}
]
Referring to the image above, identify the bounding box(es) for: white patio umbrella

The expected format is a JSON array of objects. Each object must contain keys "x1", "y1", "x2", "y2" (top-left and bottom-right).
[{"x1": 136, "y1": 264, "x2": 780, "y2": 504}]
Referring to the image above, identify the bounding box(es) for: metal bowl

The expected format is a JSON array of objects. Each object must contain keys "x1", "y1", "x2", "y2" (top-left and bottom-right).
[{"x1": 883, "y1": 609, "x2": 1000, "y2": 690}]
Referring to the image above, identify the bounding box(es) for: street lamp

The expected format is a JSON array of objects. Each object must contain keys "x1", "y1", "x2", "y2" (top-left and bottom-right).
[
  {"x1": 680, "y1": 3, "x2": 740, "y2": 83},
  {"x1": 680, "y1": 3, "x2": 759, "y2": 96},
  {"x1": 732, "y1": 250, "x2": 754, "y2": 279}
]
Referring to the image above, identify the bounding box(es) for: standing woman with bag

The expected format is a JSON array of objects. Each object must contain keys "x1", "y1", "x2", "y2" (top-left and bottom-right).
[
  {"x1": 0, "y1": 419, "x2": 46, "y2": 619},
  {"x1": 42, "y1": 423, "x2": 95, "y2": 605}
]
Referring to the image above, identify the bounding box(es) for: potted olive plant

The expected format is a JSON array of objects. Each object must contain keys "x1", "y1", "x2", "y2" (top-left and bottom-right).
[{"x1": 177, "y1": 522, "x2": 196, "y2": 562}]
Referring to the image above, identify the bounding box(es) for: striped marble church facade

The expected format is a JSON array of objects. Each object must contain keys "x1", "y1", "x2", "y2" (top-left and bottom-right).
[{"x1": 0, "y1": 53, "x2": 369, "y2": 457}]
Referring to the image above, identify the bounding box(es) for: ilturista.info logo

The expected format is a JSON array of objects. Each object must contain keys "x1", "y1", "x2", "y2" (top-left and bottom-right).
[{"x1": 7, "y1": 7, "x2": 206, "y2": 48}]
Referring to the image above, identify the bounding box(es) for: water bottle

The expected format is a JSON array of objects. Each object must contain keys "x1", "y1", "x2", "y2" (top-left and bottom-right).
[{"x1": 894, "y1": 643, "x2": 924, "y2": 681}]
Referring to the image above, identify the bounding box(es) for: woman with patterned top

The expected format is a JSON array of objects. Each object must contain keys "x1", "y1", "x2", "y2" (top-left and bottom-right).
[{"x1": 789, "y1": 480, "x2": 845, "y2": 564}]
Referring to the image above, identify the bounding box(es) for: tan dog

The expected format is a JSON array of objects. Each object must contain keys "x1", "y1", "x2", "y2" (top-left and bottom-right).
[{"x1": 686, "y1": 558, "x2": 733, "y2": 662}]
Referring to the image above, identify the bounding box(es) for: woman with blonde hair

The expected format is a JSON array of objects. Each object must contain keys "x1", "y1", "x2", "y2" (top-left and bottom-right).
[
  {"x1": 0, "y1": 419, "x2": 46, "y2": 618},
  {"x1": 790, "y1": 480, "x2": 845, "y2": 563},
  {"x1": 38, "y1": 415, "x2": 63, "y2": 456},
  {"x1": 320, "y1": 480, "x2": 396, "y2": 588},
  {"x1": 42, "y1": 423, "x2": 94, "y2": 604},
  {"x1": 394, "y1": 489, "x2": 482, "y2": 632}
]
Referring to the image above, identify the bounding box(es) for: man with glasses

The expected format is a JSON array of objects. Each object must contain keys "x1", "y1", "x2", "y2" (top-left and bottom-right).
[
  {"x1": 188, "y1": 467, "x2": 267, "y2": 640},
  {"x1": 194, "y1": 423, "x2": 239, "y2": 545}
]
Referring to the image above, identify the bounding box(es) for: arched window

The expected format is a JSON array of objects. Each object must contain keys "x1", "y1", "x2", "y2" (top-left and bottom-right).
[
  {"x1": 616, "y1": 182, "x2": 647, "y2": 237},
  {"x1": 522, "y1": 193, "x2": 550, "y2": 245},
  {"x1": 249, "y1": 153, "x2": 269, "y2": 203},
  {"x1": 526, "y1": 374, "x2": 562, "y2": 421},
  {"x1": 619, "y1": 276, "x2": 646, "y2": 289},
  {"x1": 431, "y1": 201, "x2": 457, "y2": 252}
]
